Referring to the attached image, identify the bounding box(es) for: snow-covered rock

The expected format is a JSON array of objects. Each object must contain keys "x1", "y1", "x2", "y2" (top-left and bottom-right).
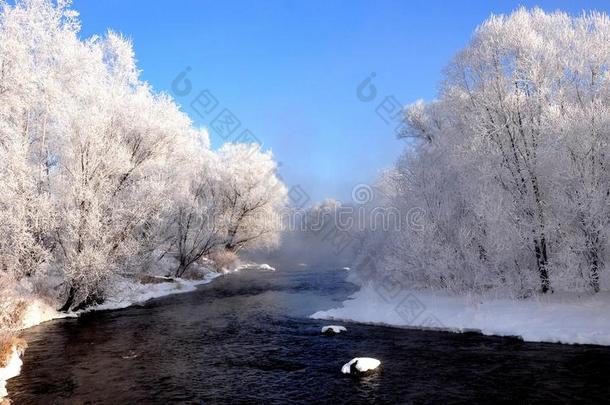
[
  {"x1": 235, "y1": 263, "x2": 276, "y2": 272},
  {"x1": 341, "y1": 357, "x2": 381, "y2": 375},
  {"x1": 321, "y1": 325, "x2": 347, "y2": 335},
  {"x1": 0, "y1": 346, "x2": 24, "y2": 399}
]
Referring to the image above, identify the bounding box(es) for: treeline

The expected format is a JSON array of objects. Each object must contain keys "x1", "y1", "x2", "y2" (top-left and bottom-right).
[
  {"x1": 359, "y1": 8, "x2": 610, "y2": 296},
  {"x1": 0, "y1": 0, "x2": 286, "y2": 311}
]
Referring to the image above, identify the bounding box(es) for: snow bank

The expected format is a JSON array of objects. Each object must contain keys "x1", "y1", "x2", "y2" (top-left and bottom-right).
[
  {"x1": 1, "y1": 277, "x2": 68, "y2": 331},
  {"x1": 0, "y1": 346, "x2": 23, "y2": 398},
  {"x1": 312, "y1": 285, "x2": 610, "y2": 346},
  {"x1": 88, "y1": 260, "x2": 278, "y2": 312},
  {"x1": 87, "y1": 273, "x2": 222, "y2": 312},
  {"x1": 0, "y1": 285, "x2": 71, "y2": 400},
  {"x1": 341, "y1": 357, "x2": 381, "y2": 375},
  {"x1": 90, "y1": 262, "x2": 277, "y2": 312},
  {"x1": 20, "y1": 298, "x2": 70, "y2": 330}
]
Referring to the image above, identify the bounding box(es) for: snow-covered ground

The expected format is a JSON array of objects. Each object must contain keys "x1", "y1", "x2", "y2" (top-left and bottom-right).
[
  {"x1": 88, "y1": 260, "x2": 274, "y2": 312},
  {"x1": 312, "y1": 285, "x2": 610, "y2": 346},
  {"x1": 88, "y1": 273, "x2": 222, "y2": 312}
]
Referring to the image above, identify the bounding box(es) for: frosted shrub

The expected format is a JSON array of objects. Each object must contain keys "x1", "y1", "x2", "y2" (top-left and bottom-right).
[{"x1": 208, "y1": 250, "x2": 239, "y2": 272}]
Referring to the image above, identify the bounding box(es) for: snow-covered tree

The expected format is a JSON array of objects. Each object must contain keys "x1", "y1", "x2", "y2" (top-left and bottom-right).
[
  {"x1": 216, "y1": 143, "x2": 287, "y2": 253},
  {"x1": 0, "y1": 0, "x2": 288, "y2": 310},
  {"x1": 163, "y1": 131, "x2": 225, "y2": 277},
  {"x1": 364, "y1": 8, "x2": 610, "y2": 296}
]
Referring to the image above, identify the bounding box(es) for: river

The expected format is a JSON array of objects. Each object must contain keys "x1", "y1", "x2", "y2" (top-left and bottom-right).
[{"x1": 7, "y1": 266, "x2": 610, "y2": 403}]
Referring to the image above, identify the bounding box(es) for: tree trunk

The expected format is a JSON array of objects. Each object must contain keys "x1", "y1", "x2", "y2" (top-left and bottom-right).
[
  {"x1": 225, "y1": 228, "x2": 237, "y2": 252},
  {"x1": 175, "y1": 258, "x2": 190, "y2": 278},
  {"x1": 72, "y1": 293, "x2": 104, "y2": 312},
  {"x1": 534, "y1": 237, "x2": 551, "y2": 293},
  {"x1": 59, "y1": 285, "x2": 76, "y2": 313},
  {"x1": 588, "y1": 248, "x2": 600, "y2": 293}
]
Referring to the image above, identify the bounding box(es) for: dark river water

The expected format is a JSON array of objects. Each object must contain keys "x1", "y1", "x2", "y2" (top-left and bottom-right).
[{"x1": 7, "y1": 266, "x2": 610, "y2": 404}]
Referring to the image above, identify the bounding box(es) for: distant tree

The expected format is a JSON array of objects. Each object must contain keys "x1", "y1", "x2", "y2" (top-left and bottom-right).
[{"x1": 217, "y1": 143, "x2": 287, "y2": 253}]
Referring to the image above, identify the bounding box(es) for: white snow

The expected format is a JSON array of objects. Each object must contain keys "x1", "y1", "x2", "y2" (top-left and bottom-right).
[
  {"x1": 341, "y1": 357, "x2": 381, "y2": 374},
  {"x1": 86, "y1": 273, "x2": 222, "y2": 312},
  {"x1": 0, "y1": 347, "x2": 24, "y2": 398},
  {"x1": 84, "y1": 260, "x2": 278, "y2": 313},
  {"x1": 20, "y1": 298, "x2": 72, "y2": 329},
  {"x1": 234, "y1": 263, "x2": 276, "y2": 272},
  {"x1": 321, "y1": 325, "x2": 347, "y2": 334},
  {"x1": 312, "y1": 285, "x2": 610, "y2": 346},
  {"x1": 341, "y1": 267, "x2": 350, "y2": 271}
]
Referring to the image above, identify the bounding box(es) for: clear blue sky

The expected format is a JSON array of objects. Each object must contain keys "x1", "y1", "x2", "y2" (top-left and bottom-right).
[{"x1": 74, "y1": 0, "x2": 610, "y2": 204}]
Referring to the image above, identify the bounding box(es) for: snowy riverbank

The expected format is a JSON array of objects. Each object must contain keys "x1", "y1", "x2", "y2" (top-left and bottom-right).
[
  {"x1": 88, "y1": 272, "x2": 223, "y2": 312},
  {"x1": 0, "y1": 262, "x2": 274, "y2": 400},
  {"x1": 311, "y1": 285, "x2": 610, "y2": 346},
  {"x1": 0, "y1": 272, "x2": 221, "y2": 400}
]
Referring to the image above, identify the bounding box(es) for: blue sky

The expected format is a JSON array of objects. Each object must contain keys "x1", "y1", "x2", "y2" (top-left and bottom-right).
[{"x1": 75, "y1": 0, "x2": 610, "y2": 204}]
